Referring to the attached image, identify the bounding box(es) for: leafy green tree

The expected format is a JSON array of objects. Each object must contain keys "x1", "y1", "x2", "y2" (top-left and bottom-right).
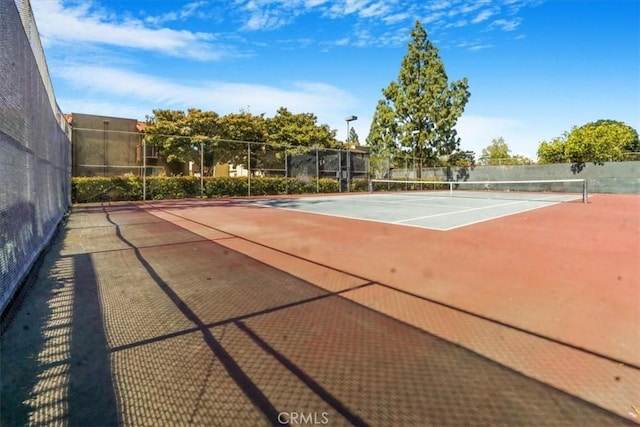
[
  {"x1": 217, "y1": 111, "x2": 266, "y2": 143},
  {"x1": 347, "y1": 127, "x2": 360, "y2": 147},
  {"x1": 565, "y1": 120, "x2": 639, "y2": 164},
  {"x1": 145, "y1": 109, "x2": 220, "y2": 175},
  {"x1": 510, "y1": 154, "x2": 534, "y2": 165},
  {"x1": 265, "y1": 107, "x2": 339, "y2": 151},
  {"x1": 537, "y1": 120, "x2": 639, "y2": 165},
  {"x1": 216, "y1": 111, "x2": 267, "y2": 173},
  {"x1": 369, "y1": 21, "x2": 470, "y2": 175},
  {"x1": 537, "y1": 134, "x2": 568, "y2": 164},
  {"x1": 480, "y1": 137, "x2": 509, "y2": 164},
  {"x1": 366, "y1": 100, "x2": 399, "y2": 177},
  {"x1": 146, "y1": 109, "x2": 268, "y2": 175},
  {"x1": 479, "y1": 137, "x2": 532, "y2": 165},
  {"x1": 447, "y1": 150, "x2": 476, "y2": 167},
  {"x1": 145, "y1": 107, "x2": 342, "y2": 175}
]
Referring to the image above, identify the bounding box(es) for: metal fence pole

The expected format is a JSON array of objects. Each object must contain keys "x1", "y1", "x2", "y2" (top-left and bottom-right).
[
  {"x1": 142, "y1": 137, "x2": 146, "y2": 201},
  {"x1": 247, "y1": 142, "x2": 251, "y2": 197},
  {"x1": 285, "y1": 148, "x2": 289, "y2": 195},
  {"x1": 405, "y1": 157, "x2": 408, "y2": 190},
  {"x1": 316, "y1": 147, "x2": 320, "y2": 193},
  {"x1": 338, "y1": 149, "x2": 342, "y2": 192},
  {"x1": 347, "y1": 149, "x2": 351, "y2": 192},
  {"x1": 200, "y1": 142, "x2": 204, "y2": 197}
]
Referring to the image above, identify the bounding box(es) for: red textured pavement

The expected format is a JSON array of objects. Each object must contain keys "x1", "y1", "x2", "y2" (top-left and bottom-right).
[{"x1": 142, "y1": 193, "x2": 640, "y2": 421}]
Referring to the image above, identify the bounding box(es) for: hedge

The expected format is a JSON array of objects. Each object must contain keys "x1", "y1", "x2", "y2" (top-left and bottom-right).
[{"x1": 72, "y1": 176, "x2": 364, "y2": 203}]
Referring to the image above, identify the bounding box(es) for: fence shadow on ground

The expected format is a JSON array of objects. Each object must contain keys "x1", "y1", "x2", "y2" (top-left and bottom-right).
[
  {"x1": 1, "y1": 203, "x2": 633, "y2": 426},
  {"x1": 1, "y1": 227, "x2": 119, "y2": 426}
]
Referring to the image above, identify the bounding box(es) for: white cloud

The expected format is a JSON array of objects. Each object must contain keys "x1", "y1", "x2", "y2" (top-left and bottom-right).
[
  {"x1": 456, "y1": 39, "x2": 493, "y2": 51},
  {"x1": 305, "y1": 0, "x2": 330, "y2": 6},
  {"x1": 459, "y1": 0, "x2": 491, "y2": 15},
  {"x1": 446, "y1": 19, "x2": 469, "y2": 28},
  {"x1": 219, "y1": 0, "x2": 538, "y2": 50},
  {"x1": 422, "y1": 12, "x2": 446, "y2": 24},
  {"x1": 471, "y1": 8, "x2": 498, "y2": 24},
  {"x1": 490, "y1": 18, "x2": 521, "y2": 31},
  {"x1": 383, "y1": 12, "x2": 411, "y2": 24},
  {"x1": 58, "y1": 99, "x2": 154, "y2": 122},
  {"x1": 456, "y1": 115, "x2": 537, "y2": 158},
  {"x1": 468, "y1": 44, "x2": 493, "y2": 51},
  {"x1": 426, "y1": 0, "x2": 453, "y2": 12},
  {"x1": 31, "y1": 0, "x2": 225, "y2": 61},
  {"x1": 55, "y1": 65, "x2": 360, "y2": 136},
  {"x1": 145, "y1": 1, "x2": 210, "y2": 25},
  {"x1": 244, "y1": 12, "x2": 289, "y2": 30},
  {"x1": 360, "y1": 1, "x2": 392, "y2": 19}
]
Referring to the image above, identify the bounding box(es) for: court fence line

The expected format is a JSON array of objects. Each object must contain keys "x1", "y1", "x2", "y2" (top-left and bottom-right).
[
  {"x1": 69, "y1": 126, "x2": 371, "y2": 198},
  {"x1": 1, "y1": 0, "x2": 72, "y2": 316}
]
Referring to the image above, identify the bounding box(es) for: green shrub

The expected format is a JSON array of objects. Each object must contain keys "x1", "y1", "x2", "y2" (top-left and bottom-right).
[
  {"x1": 204, "y1": 177, "x2": 248, "y2": 197},
  {"x1": 247, "y1": 177, "x2": 287, "y2": 196},
  {"x1": 350, "y1": 178, "x2": 370, "y2": 192},
  {"x1": 72, "y1": 176, "x2": 138, "y2": 203},
  {"x1": 72, "y1": 175, "x2": 360, "y2": 202},
  {"x1": 147, "y1": 176, "x2": 199, "y2": 200},
  {"x1": 318, "y1": 178, "x2": 339, "y2": 193}
]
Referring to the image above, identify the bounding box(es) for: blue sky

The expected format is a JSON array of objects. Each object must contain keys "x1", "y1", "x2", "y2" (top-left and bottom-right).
[{"x1": 31, "y1": 0, "x2": 640, "y2": 160}]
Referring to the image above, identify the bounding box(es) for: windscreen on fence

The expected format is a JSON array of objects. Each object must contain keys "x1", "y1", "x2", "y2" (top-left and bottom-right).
[{"x1": 1, "y1": 0, "x2": 72, "y2": 315}]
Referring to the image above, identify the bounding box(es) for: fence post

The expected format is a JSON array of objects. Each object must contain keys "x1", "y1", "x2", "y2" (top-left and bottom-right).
[
  {"x1": 347, "y1": 149, "x2": 351, "y2": 192},
  {"x1": 316, "y1": 147, "x2": 320, "y2": 193},
  {"x1": 338, "y1": 149, "x2": 342, "y2": 192},
  {"x1": 247, "y1": 141, "x2": 251, "y2": 197},
  {"x1": 405, "y1": 157, "x2": 408, "y2": 190},
  {"x1": 200, "y1": 142, "x2": 204, "y2": 197},
  {"x1": 142, "y1": 137, "x2": 146, "y2": 201},
  {"x1": 285, "y1": 148, "x2": 289, "y2": 195}
]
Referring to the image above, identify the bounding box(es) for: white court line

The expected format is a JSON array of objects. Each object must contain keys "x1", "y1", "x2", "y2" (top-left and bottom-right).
[
  {"x1": 345, "y1": 197, "x2": 468, "y2": 210},
  {"x1": 394, "y1": 199, "x2": 532, "y2": 223},
  {"x1": 256, "y1": 205, "x2": 449, "y2": 231},
  {"x1": 251, "y1": 193, "x2": 584, "y2": 231},
  {"x1": 440, "y1": 194, "x2": 588, "y2": 230},
  {"x1": 441, "y1": 202, "x2": 564, "y2": 231}
]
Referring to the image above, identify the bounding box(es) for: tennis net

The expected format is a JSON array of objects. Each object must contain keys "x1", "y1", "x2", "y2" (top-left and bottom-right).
[{"x1": 369, "y1": 179, "x2": 588, "y2": 203}]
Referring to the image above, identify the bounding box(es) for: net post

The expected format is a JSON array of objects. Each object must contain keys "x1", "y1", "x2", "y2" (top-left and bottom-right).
[
  {"x1": 583, "y1": 179, "x2": 588, "y2": 203},
  {"x1": 449, "y1": 181, "x2": 453, "y2": 197}
]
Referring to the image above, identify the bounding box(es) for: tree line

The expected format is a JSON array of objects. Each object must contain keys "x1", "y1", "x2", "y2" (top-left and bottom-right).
[
  {"x1": 478, "y1": 120, "x2": 639, "y2": 167},
  {"x1": 144, "y1": 107, "x2": 342, "y2": 175},
  {"x1": 146, "y1": 21, "x2": 638, "y2": 176},
  {"x1": 364, "y1": 21, "x2": 638, "y2": 170}
]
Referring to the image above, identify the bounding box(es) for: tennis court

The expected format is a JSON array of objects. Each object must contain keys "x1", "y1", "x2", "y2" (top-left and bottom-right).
[
  {"x1": 2, "y1": 188, "x2": 639, "y2": 425},
  {"x1": 250, "y1": 185, "x2": 585, "y2": 231}
]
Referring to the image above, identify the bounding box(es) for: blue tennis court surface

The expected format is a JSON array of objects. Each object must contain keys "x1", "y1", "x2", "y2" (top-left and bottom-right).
[{"x1": 253, "y1": 191, "x2": 582, "y2": 231}]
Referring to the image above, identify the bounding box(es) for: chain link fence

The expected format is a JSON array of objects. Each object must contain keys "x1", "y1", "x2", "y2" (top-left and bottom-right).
[
  {"x1": 1, "y1": 0, "x2": 72, "y2": 315},
  {"x1": 70, "y1": 125, "x2": 370, "y2": 197}
]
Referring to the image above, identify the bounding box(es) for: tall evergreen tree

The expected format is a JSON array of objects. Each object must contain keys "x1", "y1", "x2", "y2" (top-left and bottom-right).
[{"x1": 371, "y1": 21, "x2": 470, "y2": 175}]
